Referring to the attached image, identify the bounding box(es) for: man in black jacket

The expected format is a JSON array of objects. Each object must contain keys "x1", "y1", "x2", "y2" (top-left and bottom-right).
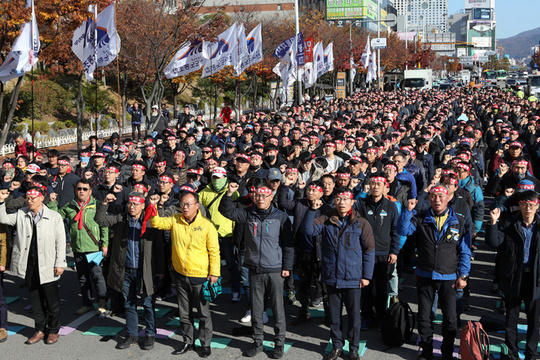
[
  {"x1": 354, "y1": 173, "x2": 400, "y2": 330},
  {"x1": 488, "y1": 190, "x2": 540, "y2": 360},
  {"x1": 220, "y1": 182, "x2": 294, "y2": 360}
]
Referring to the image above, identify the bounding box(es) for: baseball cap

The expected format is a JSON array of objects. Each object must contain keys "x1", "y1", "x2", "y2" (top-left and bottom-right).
[
  {"x1": 212, "y1": 167, "x2": 227, "y2": 178},
  {"x1": 267, "y1": 168, "x2": 282, "y2": 181}
]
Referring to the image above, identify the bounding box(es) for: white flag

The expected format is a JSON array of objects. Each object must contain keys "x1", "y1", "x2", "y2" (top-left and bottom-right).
[
  {"x1": 366, "y1": 51, "x2": 377, "y2": 83},
  {"x1": 72, "y1": 3, "x2": 121, "y2": 82},
  {"x1": 350, "y1": 57, "x2": 356, "y2": 81},
  {"x1": 234, "y1": 22, "x2": 248, "y2": 76},
  {"x1": 323, "y1": 43, "x2": 334, "y2": 75},
  {"x1": 235, "y1": 23, "x2": 263, "y2": 76},
  {"x1": 313, "y1": 41, "x2": 324, "y2": 78},
  {"x1": 72, "y1": 6, "x2": 97, "y2": 81},
  {"x1": 164, "y1": 40, "x2": 208, "y2": 79},
  {"x1": 360, "y1": 35, "x2": 371, "y2": 69},
  {"x1": 303, "y1": 62, "x2": 316, "y2": 89},
  {"x1": 0, "y1": 0, "x2": 40, "y2": 83},
  {"x1": 201, "y1": 23, "x2": 238, "y2": 78}
]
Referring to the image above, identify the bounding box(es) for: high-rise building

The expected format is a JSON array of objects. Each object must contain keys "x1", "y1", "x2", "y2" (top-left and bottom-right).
[{"x1": 394, "y1": 0, "x2": 448, "y2": 34}]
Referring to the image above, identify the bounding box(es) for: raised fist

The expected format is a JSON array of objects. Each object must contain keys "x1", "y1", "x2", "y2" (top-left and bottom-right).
[
  {"x1": 113, "y1": 184, "x2": 123, "y2": 193},
  {"x1": 227, "y1": 182, "x2": 239, "y2": 195},
  {"x1": 104, "y1": 193, "x2": 116, "y2": 204},
  {"x1": 149, "y1": 194, "x2": 160, "y2": 205},
  {"x1": 407, "y1": 199, "x2": 418, "y2": 211},
  {"x1": 298, "y1": 180, "x2": 306, "y2": 189},
  {"x1": 490, "y1": 207, "x2": 501, "y2": 224}
]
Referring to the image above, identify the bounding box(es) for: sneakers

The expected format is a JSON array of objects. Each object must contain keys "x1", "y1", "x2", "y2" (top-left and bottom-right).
[
  {"x1": 96, "y1": 299, "x2": 107, "y2": 318},
  {"x1": 263, "y1": 311, "x2": 269, "y2": 324},
  {"x1": 310, "y1": 297, "x2": 323, "y2": 307},
  {"x1": 286, "y1": 290, "x2": 298, "y2": 305},
  {"x1": 116, "y1": 335, "x2": 138, "y2": 349},
  {"x1": 232, "y1": 292, "x2": 242, "y2": 302},
  {"x1": 240, "y1": 310, "x2": 252, "y2": 323},
  {"x1": 0, "y1": 328, "x2": 7, "y2": 343},
  {"x1": 76, "y1": 305, "x2": 94, "y2": 316},
  {"x1": 243, "y1": 342, "x2": 264, "y2": 357}
]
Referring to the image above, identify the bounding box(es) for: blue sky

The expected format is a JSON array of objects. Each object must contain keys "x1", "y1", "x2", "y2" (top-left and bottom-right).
[{"x1": 447, "y1": 0, "x2": 540, "y2": 39}]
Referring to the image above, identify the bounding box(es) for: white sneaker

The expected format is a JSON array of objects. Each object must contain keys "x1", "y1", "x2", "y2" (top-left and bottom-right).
[
  {"x1": 232, "y1": 292, "x2": 241, "y2": 302},
  {"x1": 240, "y1": 310, "x2": 252, "y2": 323},
  {"x1": 263, "y1": 311, "x2": 269, "y2": 324}
]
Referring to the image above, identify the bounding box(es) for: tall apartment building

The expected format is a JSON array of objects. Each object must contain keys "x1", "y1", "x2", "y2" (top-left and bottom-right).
[{"x1": 393, "y1": 0, "x2": 448, "y2": 34}]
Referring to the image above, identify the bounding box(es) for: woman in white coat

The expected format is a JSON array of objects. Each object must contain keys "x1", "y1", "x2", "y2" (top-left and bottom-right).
[{"x1": 0, "y1": 187, "x2": 66, "y2": 345}]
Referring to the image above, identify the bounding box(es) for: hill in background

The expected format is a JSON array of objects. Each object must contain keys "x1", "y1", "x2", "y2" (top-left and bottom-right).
[{"x1": 498, "y1": 27, "x2": 540, "y2": 60}]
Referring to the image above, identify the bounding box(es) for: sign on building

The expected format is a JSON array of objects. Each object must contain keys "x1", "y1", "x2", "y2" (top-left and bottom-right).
[
  {"x1": 464, "y1": 0, "x2": 494, "y2": 9},
  {"x1": 371, "y1": 38, "x2": 387, "y2": 49},
  {"x1": 326, "y1": 0, "x2": 363, "y2": 20}
]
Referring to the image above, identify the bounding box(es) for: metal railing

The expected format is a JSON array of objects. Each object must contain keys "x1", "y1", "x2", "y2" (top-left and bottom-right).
[{"x1": 1, "y1": 123, "x2": 146, "y2": 157}]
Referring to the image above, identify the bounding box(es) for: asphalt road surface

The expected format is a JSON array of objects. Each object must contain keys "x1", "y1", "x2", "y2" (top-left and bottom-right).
[{"x1": 0, "y1": 224, "x2": 521, "y2": 359}]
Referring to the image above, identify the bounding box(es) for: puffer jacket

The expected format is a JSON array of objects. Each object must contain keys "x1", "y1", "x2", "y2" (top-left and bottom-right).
[
  {"x1": 199, "y1": 183, "x2": 238, "y2": 238},
  {"x1": 56, "y1": 196, "x2": 109, "y2": 253},
  {"x1": 301, "y1": 208, "x2": 376, "y2": 288}
]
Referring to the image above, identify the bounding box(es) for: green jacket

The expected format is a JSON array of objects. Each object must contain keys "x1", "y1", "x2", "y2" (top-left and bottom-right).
[{"x1": 57, "y1": 196, "x2": 108, "y2": 253}]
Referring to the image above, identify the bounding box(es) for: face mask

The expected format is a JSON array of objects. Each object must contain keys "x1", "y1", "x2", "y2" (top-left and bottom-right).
[
  {"x1": 514, "y1": 172, "x2": 526, "y2": 180},
  {"x1": 80, "y1": 156, "x2": 90, "y2": 164},
  {"x1": 118, "y1": 153, "x2": 127, "y2": 160},
  {"x1": 249, "y1": 164, "x2": 259, "y2": 171},
  {"x1": 197, "y1": 126, "x2": 203, "y2": 132},
  {"x1": 211, "y1": 177, "x2": 227, "y2": 190},
  {"x1": 266, "y1": 155, "x2": 276, "y2": 163}
]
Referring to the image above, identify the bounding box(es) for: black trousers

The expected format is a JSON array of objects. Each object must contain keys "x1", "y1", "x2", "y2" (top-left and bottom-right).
[
  {"x1": 26, "y1": 263, "x2": 61, "y2": 334},
  {"x1": 327, "y1": 285, "x2": 361, "y2": 352},
  {"x1": 297, "y1": 252, "x2": 326, "y2": 313},
  {"x1": 417, "y1": 277, "x2": 457, "y2": 357},
  {"x1": 361, "y1": 255, "x2": 392, "y2": 321},
  {"x1": 505, "y1": 271, "x2": 540, "y2": 360},
  {"x1": 132, "y1": 123, "x2": 141, "y2": 140}
]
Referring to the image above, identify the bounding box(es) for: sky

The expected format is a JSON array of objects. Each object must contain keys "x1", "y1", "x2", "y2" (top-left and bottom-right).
[{"x1": 447, "y1": 0, "x2": 540, "y2": 39}]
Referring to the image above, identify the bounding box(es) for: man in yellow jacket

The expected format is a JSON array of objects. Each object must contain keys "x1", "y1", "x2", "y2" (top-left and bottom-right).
[{"x1": 150, "y1": 191, "x2": 220, "y2": 358}]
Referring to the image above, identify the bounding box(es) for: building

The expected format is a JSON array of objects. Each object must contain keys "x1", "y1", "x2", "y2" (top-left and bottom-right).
[
  {"x1": 194, "y1": 0, "x2": 295, "y2": 20},
  {"x1": 393, "y1": 0, "x2": 448, "y2": 35}
]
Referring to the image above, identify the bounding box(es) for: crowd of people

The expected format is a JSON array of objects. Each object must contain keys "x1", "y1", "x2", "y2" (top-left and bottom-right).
[{"x1": 0, "y1": 85, "x2": 539, "y2": 360}]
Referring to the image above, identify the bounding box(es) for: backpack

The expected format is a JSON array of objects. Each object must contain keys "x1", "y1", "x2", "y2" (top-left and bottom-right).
[
  {"x1": 460, "y1": 321, "x2": 490, "y2": 360},
  {"x1": 381, "y1": 300, "x2": 415, "y2": 347}
]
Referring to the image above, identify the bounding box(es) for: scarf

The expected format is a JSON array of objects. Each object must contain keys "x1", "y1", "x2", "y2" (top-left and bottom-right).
[
  {"x1": 141, "y1": 204, "x2": 157, "y2": 236},
  {"x1": 73, "y1": 197, "x2": 91, "y2": 230}
]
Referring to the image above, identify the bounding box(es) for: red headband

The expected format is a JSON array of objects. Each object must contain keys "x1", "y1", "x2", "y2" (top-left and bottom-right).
[
  {"x1": 179, "y1": 185, "x2": 195, "y2": 193},
  {"x1": 26, "y1": 189, "x2": 43, "y2": 198},
  {"x1": 155, "y1": 161, "x2": 166, "y2": 167},
  {"x1": 285, "y1": 167, "x2": 298, "y2": 173},
  {"x1": 251, "y1": 154, "x2": 262, "y2": 160},
  {"x1": 236, "y1": 154, "x2": 250, "y2": 161},
  {"x1": 336, "y1": 191, "x2": 353, "y2": 199},
  {"x1": 129, "y1": 196, "x2": 145, "y2": 204},
  {"x1": 370, "y1": 176, "x2": 388, "y2": 184},
  {"x1": 167, "y1": 136, "x2": 176, "y2": 141},
  {"x1": 325, "y1": 142, "x2": 336, "y2": 148},
  {"x1": 456, "y1": 163, "x2": 470, "y2": 172},
  {"x1": 513, "y1": 160, "x2": 528, "y2": 167},
  {"x1": 366, "y1": 148, "x2": 377, "y2": 154},
  {"x1": 3, "y1": 162, "x2": 14, "y2": 168},
  {"x1": 520, "y1": 199, "x2": 539, "y2": 205},
  {"x1": 445, "y1": 177, "x2": 458, "y2": 185},
  {"x1": 31, "y1": 181, "x2": 47, "y2": 191},
  {"x1": 58, "y1": 160, "x2": 70, "y2": 166},
  {"x1": 132, "y1": 164, "x2": 146, "y2": 170},
  {"x1": 175, "y1": 150, "x2": 185, "y2": 156},
  {"x1": 124, "y1": 141, "x2": 133, "y2": 146},
  {"x1": 337, "y1": 172, "x2": 351, "y2": 179},
  {"x1": 308, "y1": 184, "x2": 323, "y2": 192},
  {"x1": 256, "y1": 187, "x2": 273, "y2": 195},
  {"x1": 430, "y1": 186, "x2": 449, "y2": 195},
  {"x1": 518, "y1": 183, "x2": 535, "y2": 191},
  {"x1": 384, "y1": 164, "x2": 397, "y2": 172},
  {"x1": 106, "y1": 166, "x2": 119, "y2": 173},
  {"x1": 134, "y1": 184, "x2": 148, "y2": 193},
  {"x1": 159, "y1": 175, "x2": 174, "y2": 183}
]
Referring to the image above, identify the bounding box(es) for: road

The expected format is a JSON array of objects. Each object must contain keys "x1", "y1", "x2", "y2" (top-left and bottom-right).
[{"x1": 1, "y1": 228, "x2": 517, "y2": 360}]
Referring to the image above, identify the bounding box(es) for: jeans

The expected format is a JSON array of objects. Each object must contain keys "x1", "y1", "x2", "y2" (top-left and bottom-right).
[
  {"x1": 175, "y1": 272, "x2": 212, "y2": 346},
  {"x1": 123, "y1": 268, "x2": 155, "y2": 337},
  {"x1": 220, "y1": 237, "x2": 241, "y2": 293},
  {"x1": 249, "y1": 270, "x2": 286, "y2": 346},
  {"x1": 0, "y1": 272, "x2": 7, "y2": 329},
  {"x1": 238, "y1": 248, "x2": 250, "y2": 305},
  {"x1": 74, "y1": 252, "x2": 107, "y2": 306}
]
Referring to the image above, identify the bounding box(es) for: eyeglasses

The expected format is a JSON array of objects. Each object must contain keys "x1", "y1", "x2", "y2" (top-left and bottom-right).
[
  {"x1": 180, "y1": 203, "x2": 197, "y2": 208},
  {"x1": 128, "y1": 202, "x2": 143, "y2": 208},
  {"x1": 76, "y1": 187, "x2": 90, "y2": 191}
]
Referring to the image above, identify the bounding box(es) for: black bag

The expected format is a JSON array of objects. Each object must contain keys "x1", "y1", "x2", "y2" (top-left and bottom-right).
[{"x1": 381, "y1": 300, "x2": 415, "y2": 347}]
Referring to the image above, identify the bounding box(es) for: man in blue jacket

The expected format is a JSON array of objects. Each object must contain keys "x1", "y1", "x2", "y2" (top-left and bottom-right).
[
  {"x1": 301, "y1": 187, "x2": 375, "y2": 360},
  {"x1": 398, "y1": 185, "x2": 471, "y2": 360}
]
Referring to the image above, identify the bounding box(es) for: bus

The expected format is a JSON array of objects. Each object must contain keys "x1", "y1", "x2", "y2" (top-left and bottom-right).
[
  {"x1": 497, "y1": 70, "x2": 508, "y2": 81},
  {"x1": 483, "y1": 70, "x2": 497, "y2": 84}
]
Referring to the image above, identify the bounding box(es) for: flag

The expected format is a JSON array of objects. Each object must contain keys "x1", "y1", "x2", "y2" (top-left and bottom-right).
[
  {"x1": 360, "y1": 35, "x2": 371, "y2": 69},
  {"x1": 273, "y1": 41, "x2": 297, "y2": 104},
  {"x1": 350, "y1": 57, "x2": 356, "y2": 82},
  {"x1": 323, "y1": 43, "x2": 334, "y2": 75},
  {"x1": 304, "y1": 36, "x2": 314, "y2": 63},
  {"x1": 164, "y1": 39, "x2": 208, "y2": 79},
  {"x1": 303, "y1": 62, "x2": 316, "y2": 89},
  {"x1": 235, "y1": 23, "x2": 263, "y2": 76},
  {"x1": 234, "y1": 22, "x2": 248, "y2": 76},
  {"x1": 366, "y1": 51, "x2": 377, "y2": 83},
  {"x1": 72, "y1": 3, "x2": 121, "y2": 82},
  {"x1": 273, "y1": 35, "x2": 296, "y2": 59},
  {"x1": 0, "y1": 0, "x2": 40, "y2": 83},
  {"x1": 72, "y1": 6, "x2": 97, "y2": 81},
  {"x1": 296, "y1": 32, "x2": 305, "y2": 66},
  {"x1": 313, "y1": 41, "x2": 324, "y2": 78},
  {"x1": 201, "y1": 23, "x2": 238, "y2": 78}
]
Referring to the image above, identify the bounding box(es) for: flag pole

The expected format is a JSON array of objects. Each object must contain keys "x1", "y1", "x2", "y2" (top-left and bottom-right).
[
  {"x1": 30, "y1": 0, "x2": 35, "y2": 146},
  {"x1": 115, "y1": 1, "x2": 122, "y2": 139},
  {"x1": 94, "y1": 4, "x2": 98, "y2": 138}
]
